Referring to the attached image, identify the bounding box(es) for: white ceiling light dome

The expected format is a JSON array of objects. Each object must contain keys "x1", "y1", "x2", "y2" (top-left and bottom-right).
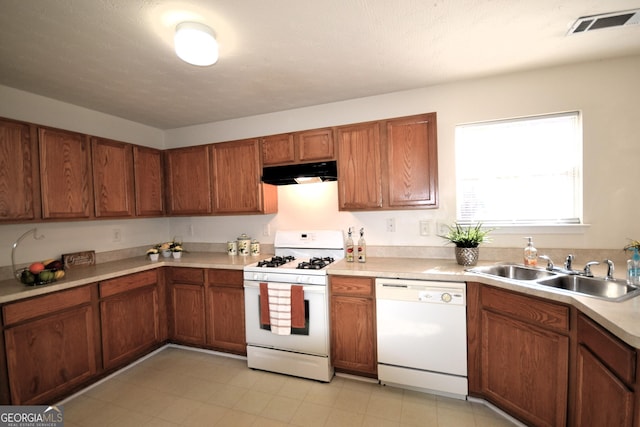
[{"x1": 174, "y1": 22, "x2": 218, "y2": 66}]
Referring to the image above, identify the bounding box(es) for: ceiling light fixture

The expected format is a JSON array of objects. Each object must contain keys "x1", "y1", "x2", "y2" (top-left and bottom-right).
[{"x1": 174, "y1": 22, "x2": 218, "y2": 66}]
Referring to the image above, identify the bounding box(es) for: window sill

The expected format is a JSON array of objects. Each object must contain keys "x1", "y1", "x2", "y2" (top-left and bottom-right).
[{"x1": 487, "y1": 224, "x2": 590, "y2": 235}]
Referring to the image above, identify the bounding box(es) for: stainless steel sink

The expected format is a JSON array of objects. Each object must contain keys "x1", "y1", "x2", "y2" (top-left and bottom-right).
[
  {"x1": 535, "y1": 275, "x2": 640, "y2": 302},
  {"x1": 469, "y1": 264, "x2": 557, "y2": 281}
]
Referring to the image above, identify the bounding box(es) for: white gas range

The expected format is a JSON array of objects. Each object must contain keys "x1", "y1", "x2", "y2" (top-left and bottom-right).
[{"x1": 243, "y1": 230, "x2": 344, "y2": 382}]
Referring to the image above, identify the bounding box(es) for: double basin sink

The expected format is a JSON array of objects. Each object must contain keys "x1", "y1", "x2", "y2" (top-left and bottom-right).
[{"x1": 469, "y1": 264, "x2": 640, "y2": 302}]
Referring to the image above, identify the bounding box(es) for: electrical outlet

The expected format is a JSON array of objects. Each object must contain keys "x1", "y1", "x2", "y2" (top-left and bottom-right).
[
  {"x1": 112, "y1": 229, "x2": 121, "y2": 242},
  {"x1": 263, "y1": 224, "x2": 271, "y2": 236},
  {"x1": 419, "y1": 220, "x2": 431, "y2": 236},
  {"x1": 386, "y1": 218, "x2": 396, "y2": 232}
]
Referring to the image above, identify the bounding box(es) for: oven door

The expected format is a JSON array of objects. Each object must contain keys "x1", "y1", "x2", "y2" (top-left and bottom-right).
[{"x1": 244, "y1": 281, "x2": 329, "y2": 356}]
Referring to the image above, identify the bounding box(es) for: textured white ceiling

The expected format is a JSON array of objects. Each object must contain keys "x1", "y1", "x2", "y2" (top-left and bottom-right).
[{"x1": 0, "y1": 0, "x2": 638, "y2": 129}]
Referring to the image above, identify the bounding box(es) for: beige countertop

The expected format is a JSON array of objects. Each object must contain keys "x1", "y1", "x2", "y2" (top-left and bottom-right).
[{"x1": 2, "y1": 253, "x2": 640, "y2": 349}]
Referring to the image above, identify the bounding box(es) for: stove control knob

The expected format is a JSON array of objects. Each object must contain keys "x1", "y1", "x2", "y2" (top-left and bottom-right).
[{"x1": 441, "y1": 293, "x2": 453, "y2": 303}]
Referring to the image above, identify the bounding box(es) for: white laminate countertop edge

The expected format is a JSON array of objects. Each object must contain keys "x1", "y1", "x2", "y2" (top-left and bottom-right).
[{"x1": 2, "y1": 254, "x2": 640, "y2": 349}]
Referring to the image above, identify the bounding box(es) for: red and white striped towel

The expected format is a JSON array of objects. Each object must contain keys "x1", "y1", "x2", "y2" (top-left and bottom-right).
[{"x1": 260, "y1": 283, "x2": 304, "y2": 335}]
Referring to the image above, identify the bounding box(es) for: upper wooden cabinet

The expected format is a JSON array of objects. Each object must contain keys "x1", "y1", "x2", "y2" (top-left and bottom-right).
[
  {"x1": 212, "y1": 139, "x2": 277, "y2": 214},
  {"x1": 337, "y1": 113, "x2": 438, "y2": 211},
  {"x1": 38, "y1": 127, "x2": 93, "y2": 219},
  {"x1": 133, "y1": 145, "x2": 164, "y2": 216},
  {"x1": 0, "y1": 118, "x2": 39, "y2": 222},
  {"x1": 165, "y1": 145, "x2": 213, "y2": 215},
  {"x1": 262, "y1": 128, "x2": 335, "y2": 166},
  {"x1": 91, "y1": 137, "x2": 135, "y2": 218},
  {"x1": 386, "y1": 113, "x2": 438, "y2": 208},
  {"x1": 262, "y1": 133, "x2": 295, "y2": 165},
  {"x1": 336, "y1": 121, "x2": 383, "y2": 210}
]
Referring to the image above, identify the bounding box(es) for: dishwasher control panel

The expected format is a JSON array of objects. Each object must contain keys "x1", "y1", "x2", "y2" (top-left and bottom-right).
[{"x1": 375, "y1": 278, "x2": 466, "y2": 305}]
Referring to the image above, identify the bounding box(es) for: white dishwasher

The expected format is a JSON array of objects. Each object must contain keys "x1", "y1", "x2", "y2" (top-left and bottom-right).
[{"x1": 376, "y1": 278, "x2": 468, "y2": 399}]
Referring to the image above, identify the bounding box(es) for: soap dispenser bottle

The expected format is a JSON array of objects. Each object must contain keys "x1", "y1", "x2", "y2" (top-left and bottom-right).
[
  {"x1": 627, "y1": 248, "x2": 640, "y2": 285},
  {"x1": 357, "y1": 228, "x2": 367, "y2": 263},
  {"x1": 524, "y1": 237, "x2": 538, "y2": 267},
  {"x1": 345, "y1": 227, "x2": 355, "y2": 263}
]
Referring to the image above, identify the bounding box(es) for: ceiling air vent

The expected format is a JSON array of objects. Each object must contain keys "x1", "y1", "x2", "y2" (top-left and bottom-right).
[{"x1": 568, "y1": 9, "x2": 640, "y2": 34}]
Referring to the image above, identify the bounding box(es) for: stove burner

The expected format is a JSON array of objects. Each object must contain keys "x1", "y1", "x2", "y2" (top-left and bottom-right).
[
  {"x1": 297, "y1": 257, "x2": 335, "y2": 270},
  {"x1": 257, "y1": 256, "x2": 296, "y2": 268}
]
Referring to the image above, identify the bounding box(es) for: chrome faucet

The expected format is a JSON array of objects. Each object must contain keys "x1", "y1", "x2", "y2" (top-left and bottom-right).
[
  {"x1": 603, "y1": 259, "x2": 615, "y2": 280},
  {"x1": 564, "y1": 254, "x2": 574, "y2": 270},
  {"x1": 538, "y1": 255, "x2": 554, "y2": 271},
  {"x1": 583, "y1": 261, "x2": 600, "y2": 277}
]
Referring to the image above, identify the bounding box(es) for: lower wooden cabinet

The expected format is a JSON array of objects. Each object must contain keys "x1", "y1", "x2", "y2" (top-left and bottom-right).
[
  {"x1": 468, "y1": 282, "x2": 570, "y2": 427},
  {"x1": 168, "y1": 268, "x2": 206, "y2": 345},
  {"x1": 329, "y1": 275, "x2": 377, "y2": 377},
  {"x1": 99, "y1": 270, "x2": 163, "y2": 370},
  {"x1": 206, "y1": 269, "x2": 246, "y2": 354},
  {"x1": 574, "y1": 314, "x2": 636, "y2": 426},
  {"x1": 168, "y1": 267, "x2": 246, "y2": 354},
  {"x1": 2, "y1": 286, "x2": 99, "y2": 405}
]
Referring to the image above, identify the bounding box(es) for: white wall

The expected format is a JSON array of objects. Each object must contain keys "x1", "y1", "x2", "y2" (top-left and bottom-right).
[
  {"x1": 0, "y1": 85, "x2": 164, "y2": 148},
  {"x1": 167, "y1": 55, "x2": 640, "y2": 251},
  {"x1": 1, "y1": 55, "x2": 639, "y2": 268}
]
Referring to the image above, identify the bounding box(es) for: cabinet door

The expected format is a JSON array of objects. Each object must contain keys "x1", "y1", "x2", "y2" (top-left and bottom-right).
[
  {"x1": 330, "y1": 294, "x2": 377, "y2": 376},
  {"x1": 38, "y1": 127, "x2": 92, "y2": 219},
  {"x1": 574, "y1": 344, "x2": 634, "y2": 427},
  {"x1": 169, "y1": 283, "x2": 206, "y2": 345},
  {"x1": 165, "y1": 145, "x2": 213, "y2": 215},
  {"x1": 0, "y1": 119, "x2": 39, "y2": 221},
  {"x1": 298, "y1": 128, "x2": 334, "y2": 163},
  {"x1": 206, "y1": 285, "x2": 246, "y2": 354},
  {"x1": 212, "y1": 139, "x2": 269, "y2": 214},
  {"x1": 386, "y1": 113, "x2": 438, "y2": 208},
  {"x1": 133, "y1": 145, "x2": 164, "y2": 216},
  {"x1": 100, "y1": 285, "x2": 160, "y2": 370},
  {"x1": 4, "y1": 305, "x2": 97, "y2": 404},
  {"x1": 481, "y1": 310, "x2": 569, "y2": 427},
  {"x1": 336, "y1": 122, "x2": 382, "y2": 210},
  {"x1": 262, "y1": 133, "x2": 295, "y2": 165},
  {"x1": 91, "y1": 137, "x2": 134, "y2": 217},
  {"x1": 206, "y1": 269, "x2": 245, "y2": 354}
]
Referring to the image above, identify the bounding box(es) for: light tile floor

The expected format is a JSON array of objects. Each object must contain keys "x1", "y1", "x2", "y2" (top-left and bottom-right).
[{"x1": 60, "y1": 346, "x2": 516, "y2": 427}]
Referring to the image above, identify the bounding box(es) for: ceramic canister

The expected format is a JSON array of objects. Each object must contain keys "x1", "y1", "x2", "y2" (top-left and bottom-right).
[
  {"x1": 237, "y1": 234, "x2": 251, "y2": 256},
  {"x1": 251, "y1": 240, "x2": 260, "y2": 256},
  {"x1": 227, "y1": 241, "x2": 238, "y2": 255}
]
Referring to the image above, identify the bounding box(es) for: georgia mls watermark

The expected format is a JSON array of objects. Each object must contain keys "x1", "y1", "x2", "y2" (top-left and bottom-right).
[{"x1": 0, "y1": 406, "x2": 63, "y2": 427}]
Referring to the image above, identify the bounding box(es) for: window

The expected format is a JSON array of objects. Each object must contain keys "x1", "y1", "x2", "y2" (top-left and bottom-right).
[{"x1": 455, "y1": 112, "x2": 582, "y2": 225}]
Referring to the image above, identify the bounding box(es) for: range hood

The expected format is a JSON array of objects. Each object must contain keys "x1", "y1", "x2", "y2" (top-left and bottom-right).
[{"x1": 262, "y1": 161, "x2": 337, "y2": 185}]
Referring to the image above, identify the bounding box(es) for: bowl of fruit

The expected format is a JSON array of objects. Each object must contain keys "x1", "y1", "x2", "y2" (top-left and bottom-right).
[{"x1": 17, "y1": 259, "x2": 65, "y2": 286}]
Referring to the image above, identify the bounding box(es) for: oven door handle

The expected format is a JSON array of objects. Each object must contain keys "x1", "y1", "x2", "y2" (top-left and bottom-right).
[{"x1": 243, "y1": 281, "x2": 326, "y2": 294}]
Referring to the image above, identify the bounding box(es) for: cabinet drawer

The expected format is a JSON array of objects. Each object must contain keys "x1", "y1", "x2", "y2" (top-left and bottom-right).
[
  {"x1": 170, "y1": 267, "x2": 204, "y2": 285},
  {"x1": 481, "y1": 285, "x2": 569, "y2": 332},
  {"x1": 330, "y1": 276, "x2": 374, "y2": 297},
  {"x1": 3, "y1": 285, "x2": 92, "y2": 326},
  {"x1": 100, "y1": 270, "x2": 157, "y2": 298},
  {"x1": 578, "y1": 314, "x2": 636, "y2": 385},
  {"x1": 208, "y1": 269, "x2": 243, "y2": 288}
]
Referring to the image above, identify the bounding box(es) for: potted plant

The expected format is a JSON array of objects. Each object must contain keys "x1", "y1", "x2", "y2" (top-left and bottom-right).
[
  {"x1": 624, "y1": 240, "x2": 640, "y2": 253},
  {"x1": 440, "y1": 222, "x2": 493, "y2": 266},
  {"x1": 170, "y1": 242, "x2": 184, "y2": 259},
  {"x1": 146, "y1": 247, "x2": 160, "y2": 262}
]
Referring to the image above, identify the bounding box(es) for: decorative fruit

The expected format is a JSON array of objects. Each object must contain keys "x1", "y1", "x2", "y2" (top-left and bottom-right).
[
  {"x1": 45, "y1": 260, "x2": 63, "y2": 271},
  {"x1": 20, "y1": 270, "x2": 35, "y2": 285},
  {"x1": 38, "y1": 270, "x2": 54, "y2": 282},
  {"x1": 29, "y1": 262, "x2": 45, "y2": 274},
  {"x1": 54, "y1": 270, "x2": 65, "y2": 280},
  {"x1": 41, "y1": 259, "x2": 56, "y2": 267}
]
